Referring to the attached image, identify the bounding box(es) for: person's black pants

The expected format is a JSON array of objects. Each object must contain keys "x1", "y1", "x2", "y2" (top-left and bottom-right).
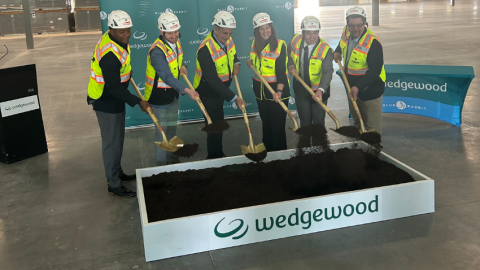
[
  {"x1": 200, "y1": 96, "x2": 225, "y2": 159},
  {"x1": 257, "y1": 98, "x2": 288, "y2": 152}
]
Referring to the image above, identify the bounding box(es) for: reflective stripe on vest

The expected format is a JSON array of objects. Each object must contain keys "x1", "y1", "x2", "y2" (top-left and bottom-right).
[
  {"x1": 339, "y1": 27, "x2": 386, "y2": 80},
  {"x1": 144, "y1": 37, "x2": 183, "y2": 101},
  {"x1": 193, "y1": 32, "x2": 236, "y2": 88},
  {"x1": 88, "y1": 31, "x2": 131, "y2": 100},
  {"x1": 289, "y1": 34, "x2": 331, "y2": 91}
]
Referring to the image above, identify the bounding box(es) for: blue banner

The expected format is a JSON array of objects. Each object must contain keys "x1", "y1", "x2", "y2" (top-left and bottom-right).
[{"x1": 337, "y1": 65, "x2": 475, "y2": 126}]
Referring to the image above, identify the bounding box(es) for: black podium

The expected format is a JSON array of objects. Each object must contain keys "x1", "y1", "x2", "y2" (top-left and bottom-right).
[{"x1": 0, "y1": 64, "x2": 48, "y2": 164}]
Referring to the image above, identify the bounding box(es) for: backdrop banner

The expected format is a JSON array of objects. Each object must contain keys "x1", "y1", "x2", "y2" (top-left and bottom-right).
[
  {"x1": 336, "y1": 65, "x2": 475, "y2": 126},
  {"x1": 98, "y1": 0, "x2": 295, "y2": 128}
]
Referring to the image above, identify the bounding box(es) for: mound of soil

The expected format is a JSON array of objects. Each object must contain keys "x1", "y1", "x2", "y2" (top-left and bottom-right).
[{"x1": 142, "y1": 148, "x2": 414, "y2": 223}]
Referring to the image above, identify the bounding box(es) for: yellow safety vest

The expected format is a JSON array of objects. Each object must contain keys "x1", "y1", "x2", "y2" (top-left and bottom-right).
[
  {"x1": 144, "y1": 37, "x2": 183, "y2": 101},
  {"x1": 339, "y1": 26, "x2": 386, "y2": 81},
  {"x1": 250, "y1": 39, "x2": 290, "y2": 101},
  {"x1": 193, "y1": 32, "x2": 236, "y2": 88},
  {"x1": 88, "y1": 31, "x2": 132, "y2": 100},
  {"x1": 289, "y1": 34, "x2": 331, "y2": 91}
]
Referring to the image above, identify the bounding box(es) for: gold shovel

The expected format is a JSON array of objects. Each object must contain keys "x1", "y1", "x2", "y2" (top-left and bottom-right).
[
  {"x1": 293, "y1": 73, "x2": 341, "y2": 130},
  {"x1": 335, "y1": 59, "x2": 374, "y2": 134},
  {"x1": 250, "y1": 66, "x2": 299, "y2": 132},
  {"x1": 234, "y1": 75, "x2": 267, "y2": 161},
  {"x1": 130, "y1": 78, "x2": 183, "y2": 152}
]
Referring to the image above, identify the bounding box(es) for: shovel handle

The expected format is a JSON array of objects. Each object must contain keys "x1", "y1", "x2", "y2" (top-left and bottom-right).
[
  {"x1": 293, "y1": 73, "x2": 341, "y2": 130},
  {"x1": 250, "y1": 66, "x2": 299, "y2": 131},
  {"x1": 130, "y1": 78, "x2": 168, "y2": 142},
  {"x1": 335, "y1": 60, "x2": 366, "y2": 133},
  {"x1": 181, "y1": 74, "x2": 213, "y2": 125},
  {"x1": 234, "y1": 75, "x2": 255, "y2": 149}
]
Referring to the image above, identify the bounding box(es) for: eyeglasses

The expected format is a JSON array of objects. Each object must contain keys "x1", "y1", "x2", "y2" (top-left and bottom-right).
[{"x1": 347, "y1": 23, "x2": 365, "y2": 29}]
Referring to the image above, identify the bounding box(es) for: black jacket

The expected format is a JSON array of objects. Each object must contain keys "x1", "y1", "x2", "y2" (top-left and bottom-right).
[
  {"x1": 87, "y1": 33, "x2": 141, "y2": 113},
  {"x1": 335, "y1": 28, "x2": 385, "y2": 101},
  {"x1": 253, "y1": 40, "x2": 290, "y2": 100},
  {"x1": 195, "y1": 31, "x2": 240, "y2": 101}
]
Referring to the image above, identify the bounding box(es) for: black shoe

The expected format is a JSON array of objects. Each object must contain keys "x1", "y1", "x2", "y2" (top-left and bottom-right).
[
  {"x1": 119, "y1": 173, "x2": 136, "y2": 182},
  {"x1": 108, "y1": 184, "x2": 136, "y2": 197}
]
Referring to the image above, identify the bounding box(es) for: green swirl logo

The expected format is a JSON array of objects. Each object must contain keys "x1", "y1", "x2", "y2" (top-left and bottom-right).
[{"x1": 214, "y1": 218, "x2": 249, "y2": 240}]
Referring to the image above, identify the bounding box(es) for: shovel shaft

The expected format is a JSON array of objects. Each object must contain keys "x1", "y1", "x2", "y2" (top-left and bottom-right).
[
  {"x1": 293, "y1": 73, "x2": 341, "y2": 130},
  {"x1": 181, "y1": 74, "x2": 213, "y2": 125},
  {"x1": 130, "y1": 78, "x2": 168, "y2": 142},
  {"x1": 250, "y1": 67, "x2": 299, "y2": 131},
  {"x1": 335, "y1": 60, "x2": 366, "y2": 133},
  {"x1": 234, "y1": 75, "x2": 255, "y2": 149}
]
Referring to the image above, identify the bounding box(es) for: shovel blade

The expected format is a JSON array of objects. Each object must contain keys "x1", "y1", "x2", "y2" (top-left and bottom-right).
[
  {"x1": 168, "y1": 136, "x2": 184, "y2": 146},
  {"x1": 255, "y1": 143, "x2": 266, "y2": 153},
  {"x1": 241, "y1": 145, "x2": 253, "y2": 155},
  {"x1": 154, "y1": 136, "x2": 185, "y2": 152}
]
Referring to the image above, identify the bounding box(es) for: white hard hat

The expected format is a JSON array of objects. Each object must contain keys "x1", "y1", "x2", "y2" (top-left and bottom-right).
[
  {"x1": 212, "y1": 11, "x2": 236, "y2": 28},
  {"x1": 301, "y1": 16, "x2": 321, "y2": 31},
  {"x1": 253, "y1": 12, "x2": 273, "y2": 29},
  {"x1": 158, "y1": 12, "x2": 181, "y2": 32},
  {"x1": 108, "y1": 10, "x2": 133, "y2": 29},
  {"x1": 346, "y1": 6, "x2": 367, "y2": 19}
]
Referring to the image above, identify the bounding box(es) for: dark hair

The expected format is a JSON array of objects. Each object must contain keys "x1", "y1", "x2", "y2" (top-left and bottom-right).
[
  {"x1": 253, "y1": 23, "x2": 278, "y2": 58},
  {"x1": 346, "y1": 15, "x2": 367, "y2": 24}
]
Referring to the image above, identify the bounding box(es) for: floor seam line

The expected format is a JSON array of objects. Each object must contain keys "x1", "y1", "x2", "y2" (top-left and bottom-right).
[{"x1": 209, "y1": 251, "x2": 217, "y2": 270}]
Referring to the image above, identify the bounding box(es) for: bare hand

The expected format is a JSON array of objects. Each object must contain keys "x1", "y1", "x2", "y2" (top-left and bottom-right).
[
  {"x1": 184, "y1": 88, "x2": 199, "y2": 101},
  {"x1": 273, "y1": 91, "x2": 282, "y2": 103},
  {"x1": 139, "y1": 100, "x2": 152, "y2": 114},
  {"x1": 235, "y1": 97, "x2": 247, "y2": 109},
  {"x1": 313, "y1": 90, "x2": 323, "y2": 102},
  {"x1": 334, "y1": 52, "x2": 342, "y2": 63},
  {"x1": 246, "y1": 60, "x2": 253, "y2": 69},
  {"x1": 288, "y1": 66, "x2": 297, "y2": 78},
  {"x1": 350, "y1": 86, "x2": 359, "y2": 101},
  {"x1": 233, "y1": 64, "x2": 240, "y2": 76},
  {"x1": 180, "y1": 65, "x2": 188, "y2": 77}
]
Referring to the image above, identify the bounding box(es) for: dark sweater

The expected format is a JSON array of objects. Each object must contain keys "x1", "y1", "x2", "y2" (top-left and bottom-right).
[
  {"x1": 335, "y1": 29, "x2": 385, "y2": 101},
  {"x1": 253, "y1": 40, "x2": 290, "y2": 100},
  {"x1": 87, "y1": 33, "x2": 141, "y2": 113},
  {"x1": 195, "y1": 32, "x2": 240, "y2": 102}
]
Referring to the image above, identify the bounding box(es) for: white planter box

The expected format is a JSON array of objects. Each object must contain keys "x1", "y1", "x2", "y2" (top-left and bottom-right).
[{"x1": 136, "y1": 142, "x2": 434, "y2": 262}]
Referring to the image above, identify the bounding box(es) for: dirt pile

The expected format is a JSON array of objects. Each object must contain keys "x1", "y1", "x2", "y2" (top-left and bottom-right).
[
  {"x1": 173, "y1": 143, "x2": 199, "y2": 158},
  {"x1": 202, "y1": 120, "x2": 229, "y2": 134},
  {"x1": 143, "y1": 148, "x2": 414, "y2": 222}
]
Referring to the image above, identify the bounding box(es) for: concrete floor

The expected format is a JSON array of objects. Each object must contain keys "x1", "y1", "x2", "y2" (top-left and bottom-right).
[{"x1": 1, "y1": 0, "x2": 479, "y2": 269}]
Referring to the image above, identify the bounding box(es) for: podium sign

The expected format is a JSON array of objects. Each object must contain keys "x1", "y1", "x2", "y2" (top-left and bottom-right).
[{"x1": 0, "y1": 64, "x2": 48, "y2": 164}]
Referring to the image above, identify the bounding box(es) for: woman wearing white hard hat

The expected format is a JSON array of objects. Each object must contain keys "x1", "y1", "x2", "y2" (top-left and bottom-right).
[
  {"x1": 333, "y1": 6, "x2": 386, "y2": 135},
  {"x1": 88, "y1": 10, "x2": 151, "y2": 198},
  {"x1": 246, "y1": 12, "x2": 290, "y2": 152},
  {"x1": 144, "y1": 12, "x2": 198, "y2": 166},
  {"x1": 288, "y1": 16, "x2": 333, "y2": 128}
]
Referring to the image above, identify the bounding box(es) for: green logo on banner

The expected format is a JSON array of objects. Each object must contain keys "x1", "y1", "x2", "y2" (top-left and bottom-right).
[{"x1": 214, "y1": 218, "x2": 249, "y2": 240}]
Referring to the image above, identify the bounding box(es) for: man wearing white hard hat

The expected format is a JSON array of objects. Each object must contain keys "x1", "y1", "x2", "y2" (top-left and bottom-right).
[
  {"x1": 87, "y1": 10, "x2": 151, "y2": 198},
  {"x1": 333, "y1": 6, "x2": 386, "y2": 134},
  {"x1": 144, "y1": 12, "x2": 198, "y2": 166},
  {"x1": 193, "y1": 11, "x2": 246, "y2": 159},
  {"x1": 288, "y1": 16, "x2": 333, "y2": 128},
  {"x1": 246, "y1": 12, "x2": 290, "y2": 152}
]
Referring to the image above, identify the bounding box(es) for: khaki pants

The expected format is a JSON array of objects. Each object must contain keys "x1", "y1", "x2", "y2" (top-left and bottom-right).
[{"x1": 348, "y1": 95, "x2": 383, "y2": 135}]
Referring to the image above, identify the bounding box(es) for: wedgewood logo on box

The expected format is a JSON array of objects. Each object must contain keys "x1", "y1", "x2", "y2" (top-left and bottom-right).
[{"x1": 214, "y1": 195, "x2": 379, "y2": 240}]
